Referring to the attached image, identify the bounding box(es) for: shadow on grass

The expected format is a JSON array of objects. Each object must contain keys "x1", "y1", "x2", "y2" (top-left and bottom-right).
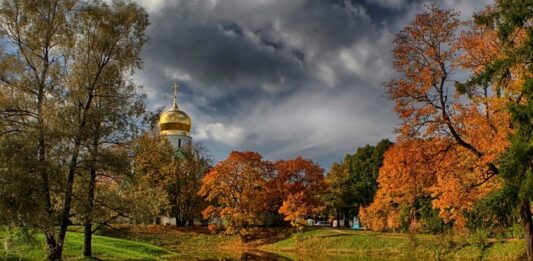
[
  {"x1": 319, "y1": 233, "x2": 356, "y2": 239},
  {"x1": 242, "y1": 227, "x2": 296, "y2": 245},
  {"x1": 79, "y1": 256, "x2": 104, "y2": 261}
]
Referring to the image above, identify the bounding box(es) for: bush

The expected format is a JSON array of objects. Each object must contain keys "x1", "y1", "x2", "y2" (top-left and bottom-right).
[
  {"x1": 1, "y1": 227, "x2": 40, "y2": 255},
  {"x1": 398, "y1": 197, "x2": 450, "y2": 234}
]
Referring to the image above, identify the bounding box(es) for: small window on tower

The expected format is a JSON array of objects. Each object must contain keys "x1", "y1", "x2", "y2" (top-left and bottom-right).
[{"x1": 178, "y1": 139, "x2": 181, "y2": 148}]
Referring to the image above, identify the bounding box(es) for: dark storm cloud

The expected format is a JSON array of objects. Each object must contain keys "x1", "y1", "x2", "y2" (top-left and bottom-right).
[
  {"x1": 132, "y1": 0, "x2": 494, "y2": 167},
  {"x1": 145, "y1": 18, "x2": 306, "y2": 92}
]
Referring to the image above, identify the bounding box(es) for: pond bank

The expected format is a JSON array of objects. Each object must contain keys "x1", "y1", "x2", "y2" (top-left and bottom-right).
[
  {"x1": 261, "y1": 228, "x2": 525, "y2": 260},
  {"x1": 97, "y1": 225, "x2": 526, "y2": 260}
]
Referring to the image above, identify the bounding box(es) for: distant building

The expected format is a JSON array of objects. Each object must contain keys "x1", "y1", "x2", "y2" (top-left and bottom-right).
[{"x1": 156, "y1": 83, "x2": 195, "y2": 226}]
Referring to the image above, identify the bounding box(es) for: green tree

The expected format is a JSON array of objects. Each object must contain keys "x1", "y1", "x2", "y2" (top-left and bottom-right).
[
  {"x1": 168, "y1": 143, "x2": 212, "y2": 226},
  {"x1": 466, "y1": 0, "x2": 533, "y2": 258},
  {"x1": 0, "y1": 2, "x2": 75, "y2": 259},
  {"x1": 133, "y1": 133, "x2": 211, "y2": 227},
  {"x1": 71, "y1": 2, "x2": 147, "y2": 257},
  {"x1": 0, "y1": 0, "x2": 148, "y2": 259},
  {"x1": 325, "y1": 139, "x2": 392, "y2": 227}
]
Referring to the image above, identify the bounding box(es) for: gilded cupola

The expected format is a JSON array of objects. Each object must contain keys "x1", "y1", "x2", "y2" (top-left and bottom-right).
[{"x1": 159, "y1": 83, "x2": 192, "y2": 136}]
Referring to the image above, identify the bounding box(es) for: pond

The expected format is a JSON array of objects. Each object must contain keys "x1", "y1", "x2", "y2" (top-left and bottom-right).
[{"x1": 170, "y1": 249, "x2": 409, "y2": 261}]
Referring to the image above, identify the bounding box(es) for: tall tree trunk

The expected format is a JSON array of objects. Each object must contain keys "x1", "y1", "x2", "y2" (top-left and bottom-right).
[
  {"x1": 83, "y1": 223, "x2": 93, "y2": 257},
  {"x1": 84, "y1": 120, "x2": 99, "y2": 257},
  {"x1": 172, "y1": 199, "x2": 183, "y2": 227},
  {"x1": 37, "y1": 80, "x2": 60, "y2": 261},
  {"x1": 83, "y1": 154, "x2": 97, "y2": 256},
  {"x1": 46, "y1": 245, "x2": 62, "y2": 261},
  {"x1": 521, "y1": 199, "x2": 533, "y2": 260},
  {"x1": 344, "y1": 209, "x2": 350, "y2": 228},
  {"x1": 55, "y1": 90, "x2": 96, "y2": 260}
]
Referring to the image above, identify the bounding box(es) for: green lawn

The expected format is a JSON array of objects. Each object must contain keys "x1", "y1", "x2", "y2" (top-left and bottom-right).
[
  {"x1": 0, "y1": 230, "x2": 176, "y2": 260},
  {"x1": 262, "y1": 228, "x2": 526, "y2": 260}
]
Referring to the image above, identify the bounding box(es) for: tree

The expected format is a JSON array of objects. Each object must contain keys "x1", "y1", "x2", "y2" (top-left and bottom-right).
[
  {"x1": 274, "y1": 156, "x2": 327, "y2": 230},
  {"x1": 0, "y1": 0, "x2": 148, "y2": 259},
  {"x1": 465, "y1": 0, "x2": 533, "y2": 257},
  {"x1": 168, "y1": 143, "x2": 212, "y2": 226},
  {"x1": 0, "y1": 2, "x2": 75, "y2": 259},
  {"x1": 134, "y1": 133, "x2": 211, "y2": 227},
  {"x1": 72, "y1": 144, "x2": 166, "y2": 246},
  {"x1": 199, "y1": 151, "x2": 274, "y2": 237},
  {"x1": 324, "y1": 139, "x2": 392, "y2": 227},
  {"x1": 324, "y1": 161, "x2": 349, "y2": 226},
  {"x1": 360, "y1": 139, "x2": 438, "y2": 232},
  {"x1": 72, "y1": 2, "x2": 147, "y2": 256},
  {"x1": 383, "y1": 5, "x2": 509, "y2": 230}
]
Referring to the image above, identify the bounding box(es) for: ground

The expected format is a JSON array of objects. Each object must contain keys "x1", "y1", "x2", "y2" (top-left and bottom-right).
[{"x1": 0, "y1": 226, "x2": 527, "y2": 260}]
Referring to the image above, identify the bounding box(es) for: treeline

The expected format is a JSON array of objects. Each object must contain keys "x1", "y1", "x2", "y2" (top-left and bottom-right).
[{"x1": 191, "y1": 139, "x2": 397, "y2": 237}]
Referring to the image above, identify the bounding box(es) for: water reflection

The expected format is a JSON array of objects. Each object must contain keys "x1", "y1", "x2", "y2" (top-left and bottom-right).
[{"x1": 172, "y1": 250, "x2": 406, "y2": 261}]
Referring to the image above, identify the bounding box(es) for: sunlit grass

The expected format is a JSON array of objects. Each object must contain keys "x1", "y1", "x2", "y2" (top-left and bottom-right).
[
  {"x1": 0, "y1": 230, "x2": 176, "y2": 260},
  {"x1": 262, "y1": 228, "x2": 526, "y2": 260}
]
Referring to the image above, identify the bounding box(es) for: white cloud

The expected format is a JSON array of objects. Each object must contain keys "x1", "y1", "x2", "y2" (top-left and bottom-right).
[
  {"x1": 339, "y1": 49, "x2": 362, "y2": 75},
  {"x1": 195, "y1": 122, "x2": 246, "y2": 146},
  {"x1": 318, "y1": 63, "x2": 336, "y2": 88},
  {"x1": 133, "y1": 0, "x2": 168, "y2": 13},
  {"x1": 230, "y1": 87, "x2": 396, "y2": 160}
]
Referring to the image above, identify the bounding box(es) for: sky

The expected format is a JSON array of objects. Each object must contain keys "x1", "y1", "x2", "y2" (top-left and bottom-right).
[{"x1": 131, "y1": 0, "x2": 493, "y2": 169}]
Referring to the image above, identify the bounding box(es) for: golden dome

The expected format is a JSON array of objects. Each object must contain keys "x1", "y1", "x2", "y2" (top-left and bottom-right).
[{"x1": 159, "y1": 83, "x2": 192, "y2": 136}]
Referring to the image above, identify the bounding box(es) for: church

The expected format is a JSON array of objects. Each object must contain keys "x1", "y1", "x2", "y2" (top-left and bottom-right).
[{"x1": 156, "y1": 83, "x2": 195, "y2": 226}]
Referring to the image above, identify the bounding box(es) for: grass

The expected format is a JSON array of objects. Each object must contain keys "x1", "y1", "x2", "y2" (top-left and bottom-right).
[
  {"x1": 261, "y1": 228, "x2": 527, "y2": 260},
  {"x1": 1, "y1": 226, "x2": 528, "y2": 260},
  {"x1": 0, "y1": 230, "x2": 176, "y2": 260},
  {"x1": 92, "y1": 225, "x2": 243, "y2": 250},
  {"x1": 92, "y1": 225, "x2": 247, "y2": 260}
]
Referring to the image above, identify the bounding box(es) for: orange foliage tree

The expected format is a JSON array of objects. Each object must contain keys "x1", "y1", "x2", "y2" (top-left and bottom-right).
[
  {"x1": 360, "y1": 139, "x2": 436, "y2": 231},
  {"x1": 198, "y1": 151, "x2": 274, "y2": 236},
  {"x1": 274, "y1": 156, "x2": 328, "y2": 230},
  {"x1": 363, "y1": 5, "x2": 511, "y2": 230}
]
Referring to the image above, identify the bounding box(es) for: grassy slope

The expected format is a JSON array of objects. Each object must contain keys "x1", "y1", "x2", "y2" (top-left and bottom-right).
[
  {"x1": 94, "y1": 225, "x2": 244, "y2": 260},
  {"x1": 261, "y1": 228, "x2": 526, "y2": 260},
  {"x1": 0, "y1": 231, "x2": 175, "y2": 260},
  {"x1": 94, "y1": 225, "x2": 242, "y2": 251}
]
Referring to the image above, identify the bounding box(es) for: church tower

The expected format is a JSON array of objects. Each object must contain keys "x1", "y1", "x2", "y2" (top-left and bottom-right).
[{"x1": 158, "y1": 83, "x2": 192, "y2": 153}]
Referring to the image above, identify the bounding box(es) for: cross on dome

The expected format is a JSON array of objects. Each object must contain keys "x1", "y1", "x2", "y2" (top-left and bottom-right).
[{"x1": 172, "y1": 82, "x2": 179, "y2": 109}]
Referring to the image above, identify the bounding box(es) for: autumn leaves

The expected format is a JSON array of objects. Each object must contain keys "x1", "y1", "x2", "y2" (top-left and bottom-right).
[
  {"x1": 199, "y1": 152, "x2": 327, "y2": 235},
  {"x1": 361, "y1": 5, "x2": 518, "y2": 232}
]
